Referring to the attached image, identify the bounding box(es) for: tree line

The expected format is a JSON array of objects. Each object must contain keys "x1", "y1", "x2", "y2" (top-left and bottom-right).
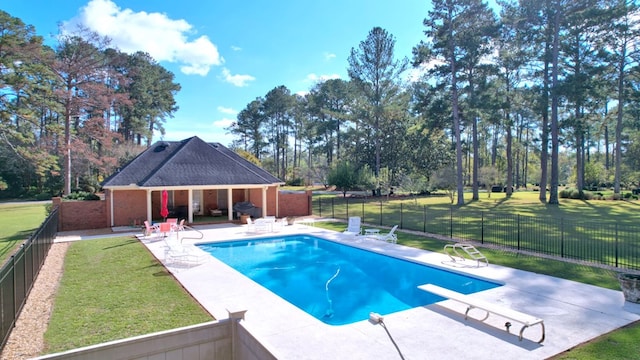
[
  {"x1": 2, "y1": 1, "x2": 640, "y2": 205},
  {"x1": 0, "y1": 10, "x2": 179, "y2": 198},
  {"x1": 228, "y1": 0, "x2": 640, "y2": 205}
]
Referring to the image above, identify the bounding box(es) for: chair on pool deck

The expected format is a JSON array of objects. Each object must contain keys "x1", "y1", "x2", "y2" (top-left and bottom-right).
[
  {"x1": 343, "y1": 217, "x2": 362, "y2": 237},
  {"x1": 366, "y1": 225, "x2": 398, "y2": 244},
  {"x1": 163, "y1": 237, "x2": 208, "y2": 267},
  {"x1": 143, "y1": 220, "x2": 159, "y2": 238}
]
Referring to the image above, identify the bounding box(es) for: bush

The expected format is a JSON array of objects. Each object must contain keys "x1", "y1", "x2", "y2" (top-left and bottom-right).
[
  {"x1": 63, "y1": 191, "x2": 100, "y2": 201},
  {"x1": 559, "y1": 188, "x2": 584, "y2": 199},
  {"x1": 286, "y1": 178, "x2": 304, "y2": 186}
]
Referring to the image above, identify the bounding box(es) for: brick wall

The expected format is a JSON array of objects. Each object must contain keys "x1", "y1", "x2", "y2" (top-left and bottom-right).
[
  {"x1": 53, "y1": 197, "x2": 109, "y2": 231},
  {"x1": 278, "y1": 190, "x2": 312, "y2": 217},
  {"x1": 55, "y1": 189, "x2": 312, "y2": 231}
]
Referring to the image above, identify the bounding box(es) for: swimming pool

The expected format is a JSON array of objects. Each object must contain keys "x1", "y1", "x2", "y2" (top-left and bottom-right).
[{"x1": 198, "y1": 234, "x2": 501, "y2": 325}]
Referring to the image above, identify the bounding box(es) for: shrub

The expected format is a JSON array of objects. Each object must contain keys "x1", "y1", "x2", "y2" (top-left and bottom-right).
[
  {"x1": 286, "y1": 178, "x2": 304, "y2": 186},
  {"x1": 63, "y1": 191, "x2": 100, "y2": 201}
]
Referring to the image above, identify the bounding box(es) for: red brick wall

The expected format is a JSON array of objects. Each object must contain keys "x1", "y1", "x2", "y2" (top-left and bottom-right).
[
  {"x1": 278, "y1": 190, "x2": 312, "y2": 217},
  {"x1": 53, "y1": 197, "x2": 109, "y2": 231},
  {"x1": 112, "y1": 190, "x2": 147, "y2": 227},
  {"x1": 55, "y1": 188, "x2": 312, "y2": 231}
]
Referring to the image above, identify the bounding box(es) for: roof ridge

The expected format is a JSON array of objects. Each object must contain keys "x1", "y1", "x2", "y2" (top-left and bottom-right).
[{"x1": 210, "y1": 142, "x2": 281, "y2": 183}]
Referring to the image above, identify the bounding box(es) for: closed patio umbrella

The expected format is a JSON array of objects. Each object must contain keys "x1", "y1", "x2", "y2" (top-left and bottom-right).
[{"x1": 161, "y1": 190, "x2": 169, "y2": 221}]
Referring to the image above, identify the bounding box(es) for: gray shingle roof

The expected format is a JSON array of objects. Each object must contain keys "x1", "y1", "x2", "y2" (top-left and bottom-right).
[{"x1": 102, "y1": 136, "x2": 283, "y2": 187}]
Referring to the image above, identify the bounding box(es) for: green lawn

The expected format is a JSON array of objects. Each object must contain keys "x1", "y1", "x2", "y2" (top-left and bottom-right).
[
  {"x1": 44, "y1": 237, "x2": 213, "y2": 353},
  {"x1": 0, "y1": 201, "x2": 48, "y2": 264},
  {"x1": 5, "y1": 196, "x2": 640, "y2": 358},
  {"x1": 315, "y1": 191, "x2": 640, "y2": 270}
]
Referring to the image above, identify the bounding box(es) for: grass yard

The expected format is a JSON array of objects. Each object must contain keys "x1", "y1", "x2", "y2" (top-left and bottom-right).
[
  {"x1": 43, "y1": 237, "x2": 213, "y2": 353},
  {"x1": 5, "y1": 195, "x2": 640, "y2": 358},
  {"x1": 315, "y1": 191, "x2": 640, "y2": 270},
  {"x1": 0, "y1": 201, "x2": 48, "y2": 265}
]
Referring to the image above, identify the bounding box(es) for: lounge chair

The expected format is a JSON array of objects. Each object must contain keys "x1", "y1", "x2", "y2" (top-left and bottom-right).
[
  {"x1": 253, "y1": 217, "x2": 273, "y2": 233},
  {"x1": 246, "y1": 217, "x2": 256, "y2": 233},
  {"x1": 367, "y1": 225, "x2": 398, "y2": 243},
  {"x1": 163, "y1": 237, "x2": 207, "y2": 266},
  {"x1": 343, "y1": 217, "x2": 362, "y2": 236}
]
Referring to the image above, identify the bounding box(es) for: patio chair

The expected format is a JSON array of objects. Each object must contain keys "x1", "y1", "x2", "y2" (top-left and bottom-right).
[
  {"x1": 246, "y1": 217, "x2": 256, "y2": 233},
  {"x1": 163, "y1": 237, "x2": 207, "y2": 266},
  {"x1": 367, "y1": 225, "x2": 398, "y2": 244},
  {"x1": 175, "y1": 219, "x2": 185, "y2": 231},
  {"x1": 143, "y1": 220, "x2": 159, "y2": 237},
  {"x1": 158, "y1": 222, "x2": 174, "y2": 238},
  {"x1": 272, "y1": 218, "x2": 285, "y2": 232},
  {"x1": 253, "y1": 217, "x2": 273, "y2": 233},
  {"x1": 343, "y1": 217, "x2": 362, "y2": 236}
]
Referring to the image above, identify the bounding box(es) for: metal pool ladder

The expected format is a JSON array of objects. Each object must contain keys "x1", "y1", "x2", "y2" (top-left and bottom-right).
[{"x1": 444, "y1": 243, "x2": 489, "y2": 267}]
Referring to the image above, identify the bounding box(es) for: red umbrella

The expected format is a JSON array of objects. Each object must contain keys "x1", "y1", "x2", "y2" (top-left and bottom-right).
[{"x1": 160, "y1": 190, "x2": 169, "y2": 220}]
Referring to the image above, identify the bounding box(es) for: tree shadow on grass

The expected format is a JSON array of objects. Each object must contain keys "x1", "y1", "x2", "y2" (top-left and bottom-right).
[
  {"x1": 102, "y1": 238, "x2": 138, "y2": 250},
  {"x1": 0, "y1": 229, "x2": 37, "y2": 262}
]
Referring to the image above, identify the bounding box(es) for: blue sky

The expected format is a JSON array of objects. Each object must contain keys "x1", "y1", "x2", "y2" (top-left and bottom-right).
[{"x1": 4, "y1": 0, "x2": 431, "y2": 146}]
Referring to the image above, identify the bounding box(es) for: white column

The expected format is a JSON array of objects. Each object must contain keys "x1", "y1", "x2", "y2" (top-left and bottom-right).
[
  {"x1": 227, "y1": 188, "x2": 233, "y2": 220},
  {"x1": 262, "y1": 186, "x2": 267, "y2": 217},
  {"x1": 188, "y1": 188, "x2": 193, "y2": 223},
  {"x1": 146, "y1": 189, "x2": 152, "y2": 223}
]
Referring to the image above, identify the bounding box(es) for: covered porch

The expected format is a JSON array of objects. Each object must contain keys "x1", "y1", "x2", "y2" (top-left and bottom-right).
[{"x1": 106, "y1": 185, "x2": 279, "y2": 227}]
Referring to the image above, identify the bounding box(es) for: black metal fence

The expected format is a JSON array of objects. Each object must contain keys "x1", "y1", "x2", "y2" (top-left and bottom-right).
[
  {"x1": 0, "y1": 206, "x2": 58, "y2": 349},
  {"x1": 314, "y1": 197, "x2": 640, "y2": 271}
]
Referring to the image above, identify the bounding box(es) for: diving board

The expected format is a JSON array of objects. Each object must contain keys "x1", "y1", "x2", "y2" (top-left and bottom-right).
[{"x1": 419, "y1": 284, "x2": 545, "y2": 343}]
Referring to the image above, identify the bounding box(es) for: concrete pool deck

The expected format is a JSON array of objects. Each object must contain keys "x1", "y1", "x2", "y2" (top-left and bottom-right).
[{"x1": 137, "y1": 223, "x2": 640, "y2": 360}]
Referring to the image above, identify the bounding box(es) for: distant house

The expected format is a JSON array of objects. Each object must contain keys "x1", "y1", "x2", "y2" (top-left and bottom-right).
[{"x1": 101, "y1": 136, "x2": 284, "y2": 226}]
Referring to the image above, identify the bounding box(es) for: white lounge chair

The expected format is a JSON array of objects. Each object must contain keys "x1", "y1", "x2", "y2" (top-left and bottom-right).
[
  {"x1": 343, "y1": 217, "x2": 362, "y2": 236},
  {"x1": 163, "y1": 237, "x2": 207, "y2": 266},
  {"x1": 367, "y1": 225, "x2": 398, "y2": 243}
]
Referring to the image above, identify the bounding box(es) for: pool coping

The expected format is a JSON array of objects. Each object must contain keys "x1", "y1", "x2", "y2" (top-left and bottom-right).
[{"x1": 141, "y1": 223, "x2": 640, "y2": 360}]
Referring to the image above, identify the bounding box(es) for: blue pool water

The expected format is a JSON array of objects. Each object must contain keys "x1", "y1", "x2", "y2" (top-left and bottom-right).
[{"x1": 197, "y1": 234, "x2": 501, "y2": 325}]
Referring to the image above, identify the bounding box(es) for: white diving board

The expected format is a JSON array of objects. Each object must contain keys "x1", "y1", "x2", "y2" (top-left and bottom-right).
[{"x1": 418, "y1": 283, "x2": 545, "y2": 343}]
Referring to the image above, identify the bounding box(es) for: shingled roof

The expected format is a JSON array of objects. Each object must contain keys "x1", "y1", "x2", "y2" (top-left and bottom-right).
[{"x1": 102, "y1": 136, "x2": 283, "y2": 188}]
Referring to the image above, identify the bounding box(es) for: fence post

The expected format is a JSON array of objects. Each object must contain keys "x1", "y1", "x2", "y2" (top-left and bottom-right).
[
  {"x1": 346, "y1": 198, "x2": 349, "y2": 219},
  {"x1": 615, "y1": 223, "x2": 619, "y2": 268},
  {"x1": 561, "y1": 218, "x2": 564, "y2": 258},
  {"x1": 400, "y1": 203, "x2": 403, "y2": 229},
  {"x1": 517, "y1": 214, "x2": 521, "y2": 250},
  {"x1": 423, "y1": 205, "x2": 426, "y2": 233},
  {"x1": 481, "y1": 211, "x2": 484, "y2": 244},
  {"x1": 450, "y1": 207, "x2": 453, "y2": 239},
  {"x1": 331, "y1": 198, "x2": 334, "y2": 219},
  {"x1": 362, "y1": 200, "x2": 365, "y2": 223}
]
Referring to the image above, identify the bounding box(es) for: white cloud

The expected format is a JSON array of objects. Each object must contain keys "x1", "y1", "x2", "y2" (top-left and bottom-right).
[
  {"x1": 68, "y1": 0, "x2": 222, "y2": 76},
  {"x1": 305, "y1": 73, "x2": 341, "y2": 83},
  {"x1": 214, "y1": 118, "x2": 235, "y2": 128},
  {"x1": 221, "y1": 68, "x2": 255, "y2": 87},
  {"x1": 324, "y1": 52, "x2": 336, "y2": 61},
  {"x1": 217, "y1": 106, "x2": 238, "y2": 115},
  {"x1": 231, "y1": 45, "x2": 242, "y2": 51}
]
